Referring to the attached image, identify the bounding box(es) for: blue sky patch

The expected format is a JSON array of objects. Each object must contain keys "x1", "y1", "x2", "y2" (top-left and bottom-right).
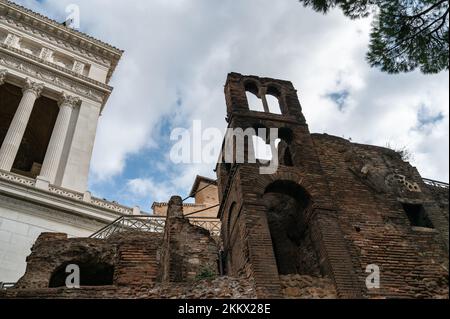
[{"x1": 324, "y1": 90, "x2": 350, "y2": 111}]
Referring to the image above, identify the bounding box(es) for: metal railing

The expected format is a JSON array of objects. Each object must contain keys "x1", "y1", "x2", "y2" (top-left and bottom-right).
[
  {"x1": 90, "y1": 215, "x2": 166, "y2": 239},
  {"x1": 0, "y1": 282, "x2": 15, "y2": 290},
  {"x1": 90, "y1": 215, "x2": 221, "y2": 239},
  {"x1": 190, "y1": 218, "x2": 222, "y2": 236},
  {"x1": 423, "y1": 178, "x2": 449, "y2": 189}
]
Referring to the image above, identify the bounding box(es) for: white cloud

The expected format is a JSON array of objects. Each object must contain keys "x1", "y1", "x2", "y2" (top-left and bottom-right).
[
  {"x1": 18, "y1": 0, "x2": 449, "y2": 205},
  {"x1": 126, "y1": 178, "x2": 172, "y2": 203}
]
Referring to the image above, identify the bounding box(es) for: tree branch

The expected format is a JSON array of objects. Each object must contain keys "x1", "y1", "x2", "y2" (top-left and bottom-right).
[
  {"x1": 383, "y1": 10, "x2": 449, "y2": 56},
  {"x1": 398, "y1": 0, "x2": 447, "y2": 19}
]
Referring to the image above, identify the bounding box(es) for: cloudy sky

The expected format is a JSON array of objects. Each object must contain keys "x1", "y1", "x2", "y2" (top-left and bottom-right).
[{"x1": 16, "y1": 0, "x2": 449, "y2": 212}]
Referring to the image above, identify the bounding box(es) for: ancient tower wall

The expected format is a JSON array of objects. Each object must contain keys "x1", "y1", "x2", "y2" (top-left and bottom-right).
[
  {"x1": 217, "y1": 73, "x2": 361, "y2": 298},
  {"x1": 216, "y1": 72, "x2": 448, "y2": 299}
]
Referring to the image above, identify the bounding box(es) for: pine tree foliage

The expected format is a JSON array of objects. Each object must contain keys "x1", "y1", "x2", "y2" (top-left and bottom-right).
[{"x1": 299, "y1": 0, "x2": 449, "y2": 74}]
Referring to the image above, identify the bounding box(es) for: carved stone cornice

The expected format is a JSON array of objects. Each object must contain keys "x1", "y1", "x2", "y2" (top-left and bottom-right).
[
  {"x1": 0, "y1": 68, "x2": 6, "y2": 84},
  {"x1": 0, "y1": 15, "x2": 109, "y2": 69},
  {"x1": 23, "y1": 77, "x2": 44, "y2": 97},
  {"x1": 0, "y1": 50, "x2": 108, "y2": 104},
  {"x1": 58, "y1": 92, "x2": 81, "y2": 108},
  {"x1": 0, "y1": 0, "x2": 123, "y2": 82},
  {"x1": 1, "y1": 43, "x2": 112, "y2": 91}
]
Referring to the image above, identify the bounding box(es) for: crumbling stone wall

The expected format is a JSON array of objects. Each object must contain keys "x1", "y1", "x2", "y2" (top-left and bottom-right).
[
  {"x1": 2, "y1": 73, "x2": 448, "y2": 300},
  {"x1": 13, "y1": 231, "x2": 163, "y2": 290},
  {"x1": 218, "y1": 73, "x2": 361, "y2": 299},
  {"x1": 1, "y1": 196, "x2": 225, "y2": 299},
  {"x1": 160, "y1": 196, "x2": 219, "y2": 282},
  {"x1": 311, "y1": 133, "x2": 449, "y2": 298},
  {"x1": 280, "y1": 275, "x2": 337, "y2": 299},
  {"x1": 1, "y1": 277, "x2": 257, "y2": 299},
  {"x1": 262, "y1": 191, "x2": 320, "y2": 277},
  {"x1": 217, "y1": 73, "x2": 448, "y2": 300}
]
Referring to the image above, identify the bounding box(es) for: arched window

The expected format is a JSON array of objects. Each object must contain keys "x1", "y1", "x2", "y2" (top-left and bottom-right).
[
  {"x1": 277, "y1": 127, "x2": 294, "y2": 166},
  {"x1": 266, "y1": 95, "x2": 282, "y2": 114},
  {"x1": 49, "y1": 262, "x2": 114, "y2": 288},
  {"x1": 245, "y1": 82, "x2": 264, "y2": 112},
  {"x1": 263, "y1": 181, "x2": 320, "y2": 276},
  {"x1": 266, "y1": 86, "x2": 282, "y2": 114}
]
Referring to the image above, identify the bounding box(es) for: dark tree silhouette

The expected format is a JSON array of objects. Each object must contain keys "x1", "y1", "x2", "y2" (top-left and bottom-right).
[{"x1": 298, "y1": 0, "x2": 449, "y2": 74}]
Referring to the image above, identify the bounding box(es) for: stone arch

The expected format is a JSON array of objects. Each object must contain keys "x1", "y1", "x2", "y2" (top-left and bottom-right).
[
  {"x1": 244, "y1": 80, "x2": 264, "y2": 112},
  {"x1": 49, "y1": 261, "x2": 114, "y2": 288},
  {"x1": 262, "y1": 180, "x2": 321, "y2": 276},
  {"x1": 265, "y1": 85, "x2": 283, "y2": 114},
  {"x1": 277, "y1": 127, "x2": 294, "y2": 166},
  {"x1": 251, "y1": 171, "x2": 309, "y2": 197},
  {"x1": 250, "y1": 170, "x2": 333, "y2": 209}
]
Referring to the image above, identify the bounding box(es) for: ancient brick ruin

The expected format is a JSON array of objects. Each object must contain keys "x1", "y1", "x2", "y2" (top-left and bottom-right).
[
  {"x1": 216, "y1": 73, "x2": 448, "y2": 299},
  {"x1": 1, "y1": 196, "x2": 255, "y2": 299},
  {"x1": 1, "y1": 73, "x2": 448, "y2": 299}
]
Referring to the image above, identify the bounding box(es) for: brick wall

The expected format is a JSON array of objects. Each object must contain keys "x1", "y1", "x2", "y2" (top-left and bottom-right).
[
  {"x1": 311, "y1": 134, "x2": 449, "y2": 298},
  {"x1": 217, "y1": 73, "x2": 448, "y2": 299},
  {"x1": 2, "y1": 197, "x2": 223, "y2": 299},
  {"x1": 160, "y1": 196, "x2": 219, "y2": 282}
]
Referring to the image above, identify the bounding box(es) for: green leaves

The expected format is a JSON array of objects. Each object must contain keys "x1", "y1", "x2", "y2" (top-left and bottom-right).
[{"x1": 299, "y1": 0, "x2": 449, "y2": 74}]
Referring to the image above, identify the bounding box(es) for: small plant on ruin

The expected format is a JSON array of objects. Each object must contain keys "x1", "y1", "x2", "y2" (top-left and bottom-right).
[
  {"x1": 195, "y1": 267, "x2": 216, "y2": 281},
  {"x1": 386, "y1": 142, "x2": 413, "y2": 162}
]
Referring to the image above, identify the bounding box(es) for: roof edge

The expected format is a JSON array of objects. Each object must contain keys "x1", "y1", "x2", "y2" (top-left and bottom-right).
[{"x1": 0, "y1": 0, "x2": 124, "y2": 55}]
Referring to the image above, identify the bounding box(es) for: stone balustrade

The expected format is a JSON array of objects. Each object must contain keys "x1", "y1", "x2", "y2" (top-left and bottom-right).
[{"x1": 0, "y1": 169, "x2": 140, "y2": 215}]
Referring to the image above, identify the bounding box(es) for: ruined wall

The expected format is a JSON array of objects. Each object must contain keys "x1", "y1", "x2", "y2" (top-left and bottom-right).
[
  {"x1": 1, "y1": 197, "x2": 225, "y2": 299},
  {"x1": 1, "y1": 277, "x2": 257, "y2": 299},
  {"x1": 160, "y1": 196, "x2": 219, "y2": 283},
  {"x1": 2, "y1": 73, "x2": 448, "y2": 300},
  {"x1": 218, "y1": 73, "x2": 361, "y2": 299},
  {"x1": 280, "y1": 275, "x2": 337, "y2": 299},
  {"x1": 13, "y1": 231, "x2": 163, "y2": 290},
  {"x1": 311, "y1": 134, "x2": 449, "y2": 298},
  {"x1": 217, "y1": 73, "x2": 448, "y2": 300}
]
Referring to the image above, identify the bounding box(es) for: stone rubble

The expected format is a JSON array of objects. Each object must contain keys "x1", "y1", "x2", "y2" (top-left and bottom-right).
[{"x1": 280, "y1": 275, "x2": 337, "y2": 299}]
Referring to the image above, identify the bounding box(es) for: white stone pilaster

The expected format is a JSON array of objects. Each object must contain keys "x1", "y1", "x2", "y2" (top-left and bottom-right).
[
  {"x1": 0, "y1": 79, "x2": 44, "y2": 171},
  {"x1": 37, "y1": 92, "x2": 80, "y2": 186},
  {"x1": 60, "y1": 100, "x2": 101, "y2": 192}
]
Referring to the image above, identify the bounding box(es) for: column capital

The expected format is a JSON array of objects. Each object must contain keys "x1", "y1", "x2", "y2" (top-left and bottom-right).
[
  {"x1": 0, "y1": 69, "x2": 7, "y2": 85},
  {"x1": 58, "y1": 92, "x2": 81, "y2": 109},
  {"x1": 23, "y1": 78, "x2": 44, "y2": 97}
]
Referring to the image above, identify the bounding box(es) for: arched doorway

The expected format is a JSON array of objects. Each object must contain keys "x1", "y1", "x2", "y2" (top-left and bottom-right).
[
  {"x1": 262, "y1": 180, "x2": 321, "y2": 276},
  {"x1": 49, "y1": 262, "x2": 114, "y2": 288}
]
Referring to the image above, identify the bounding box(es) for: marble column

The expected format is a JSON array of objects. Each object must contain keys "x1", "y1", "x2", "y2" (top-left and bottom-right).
[
  {"x1": 38, "y1": 92, "x2": 80, "y2": 185},
  {"x1": 0, "y1": 69, "x2": 7, "y2": 85},
  {"x1": 0, "y1": 78, "x2": 44, "y2": 171}
]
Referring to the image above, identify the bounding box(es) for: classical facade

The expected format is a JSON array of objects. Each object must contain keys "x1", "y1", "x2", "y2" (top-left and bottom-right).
[{"x1": 0, "y1": 0, "x2": 145, "y2": 284}]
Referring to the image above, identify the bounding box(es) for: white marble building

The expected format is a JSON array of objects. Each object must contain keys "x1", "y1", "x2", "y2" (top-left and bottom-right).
[{"x1": 0, "y1": 0, "x2": 141, "y2": 283}]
